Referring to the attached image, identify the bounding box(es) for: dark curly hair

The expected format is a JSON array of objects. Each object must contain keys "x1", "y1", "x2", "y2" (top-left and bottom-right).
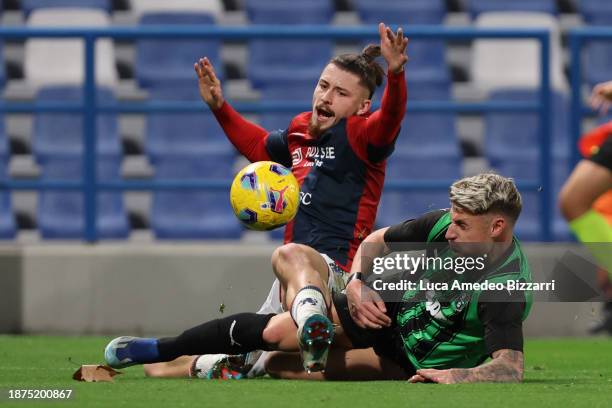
[{"x1": 329, "y1": 44, "x2": 385, "y2": 98}]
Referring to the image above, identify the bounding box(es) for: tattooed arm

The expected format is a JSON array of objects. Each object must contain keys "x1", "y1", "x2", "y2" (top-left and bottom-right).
[
  {"x1": 408, "y1": 349, "x2": 523, "y2": 384},
  {"x1": 409, "y1": 294, "x2": 527, "y2": 384}
]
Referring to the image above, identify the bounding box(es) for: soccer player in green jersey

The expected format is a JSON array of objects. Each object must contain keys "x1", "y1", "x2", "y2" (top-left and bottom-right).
[{"x1": 106, "y1": 173, "x2": 530, "y2": 383}]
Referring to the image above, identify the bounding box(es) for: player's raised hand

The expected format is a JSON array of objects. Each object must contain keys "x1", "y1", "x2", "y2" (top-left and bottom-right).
[
  {"x1": 379, "y1": 22, "x2": 409, "y2": 74},
  {"x1": 194, "y1": 57, "x2": 225, "y2": 110},
  {"x1": 590, "y1": 80, "x2": 612, "y2": 115},
  {"x1": 345, "y1": 279, "x2": 392, "y2": 330}
]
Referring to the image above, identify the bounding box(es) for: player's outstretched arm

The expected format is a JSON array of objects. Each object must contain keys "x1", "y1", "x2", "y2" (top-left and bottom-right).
[
  {"x1": 195, "y1": 57, "x2": 225, "y2": 110},
  {"x1": 408, "y1": 349, "x2": 524, "y2": 384},
  {"x1": 352, "y1": 23, "x2": 408, "y2": 150},
  {"x1": 193, "y1": 57, "x2": 275, "y2": 163}
]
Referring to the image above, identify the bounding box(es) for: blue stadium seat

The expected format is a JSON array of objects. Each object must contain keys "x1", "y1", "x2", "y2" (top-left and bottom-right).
[
  {"x1": 135, "y1": 12, "x2": 222, "y2": 89},
  {"x1": 354, "y1": 0, "x2": 446, "y2": 24},
  {"x1": 0, "y1": 41, "x2": 5, "y2": 89},
  {"x1": 484, "y1": 89, "x2": 571, "y2": 241},
  {"x1": 577, "y1": 1, "x2": 612, "y2": 87},
  {"x1": 21, "y1": 0, "x2": 112, "y2": 16},
  {"x1": 245, "y1": 0, "x2": 334, "y2": 88},
  {"x1": 491, "y1": 156, "x2": 571, "y2": 241},
  {"x1": 376, "y1": 151, "x2": 462, "y2": 228},
  {"x1": 37, "y1": 156, "x2": 129, "y2": 239},
  {"x1": 354, "y1": 0, "x2": 449, "y2": 83},
  {"x1": 257, "y1": 81, "x2": 314, "y2": 132},
  {"x1": 151, "y1": 156, "x2": 242, "y2": 239},
  {"x1": 394, "y1": 80, "x2": 460, "y2": 157},
  {"x1": 144, "y1": 84, "x2": 234, "y2": 161},
  {"x1": 467, "y1": 0, "x2": 557, "y2": 18},
  {"x1": 484, "y1": 89, "x2": 570, "y2": 164},
  {"x1": 0, "y1": 126, "x2": 16, "y2": 239},
  {"x1": 32, "y1": 86, "x2": 121, "y2": 159}
]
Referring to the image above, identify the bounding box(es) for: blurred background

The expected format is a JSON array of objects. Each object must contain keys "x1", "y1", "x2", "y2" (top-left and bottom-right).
[{"x1": 0, "y1": 0, "x2": 610, "y2": 337}]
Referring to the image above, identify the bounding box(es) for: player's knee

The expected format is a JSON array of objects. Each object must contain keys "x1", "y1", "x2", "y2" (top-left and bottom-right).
[
  {"x1": 271, "y1": 243, "x2": 304, "y2": 270},
  {"x1": 261, "y1": 323, "x2": 281, "y2": 348}
]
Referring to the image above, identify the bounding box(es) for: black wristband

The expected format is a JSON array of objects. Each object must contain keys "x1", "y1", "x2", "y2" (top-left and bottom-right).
[{"x1": 347, "y1": 272, "x2": 363, "y2": 284}]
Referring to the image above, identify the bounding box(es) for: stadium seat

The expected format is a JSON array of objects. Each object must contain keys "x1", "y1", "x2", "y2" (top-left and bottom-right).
[
  {"x1": 244, "y1": 0, "x2": 334, "y2": 88},
  {"x1": 376, "y1": 152, "x2": 462, "y2": 228},
  {"x1": 134, "y1": 12, "x2": 222, "y2": 89},
  {"x1": 353, "y1": 0, "x2": 449, "y2": 83},
  {"x1": 354, "y1": 0, "x2": 446, "y2": 24},
  {"x1": 21, "y1": 0, "x2": 112, "y2": 16},
  {"x1": 37, "y1": 156, "x2": 129, "y2": 239},
  {"x1": 472, "y1": 12, "x2": 566, "y2": 92},
  {"x1": 24, "y1": 8, "x2": 118, "y2": 88},
  {"x1": 394, "y1": 80, "x2": 460, "y2": 157},
  {"x1": 151, "y1": 156, "x2": 243, "y2": 239},
  {"x1": 577, "y1": 1, "x2": 612, "y2": 87},
  {"x1": 484, "y1": 89, "x2": 571, "y2": 163},
  {"x1": 129, "y1": 0, "x2": 224, "y2": 18},
  {"x1": 256, "y1": 81, "x2": 314, "y2": 132},
  {"x1": 31, "y1": 86, "x2": 121, "y2": 159},
  {"x1": 0, "y1": 41, "x2": 5, "y2": 90},
  {"x1": 467, "y1": 0, "x2": 558, "y2": 18},
  {"x1": 484, "y1": 88, "x2": 571, "y2": 240},
  {"x1": 0, "y1": 126, "x2": 16, "y2": 239},
  {"x1": 374, "y1": 78, "x2": 461, "y2": 227},
  {"x1": 144, "y1": 83, "x2": 234, "y2": 160},
  {"x1": 491, "y1": 156, "x2": 571, "y2": 241}
]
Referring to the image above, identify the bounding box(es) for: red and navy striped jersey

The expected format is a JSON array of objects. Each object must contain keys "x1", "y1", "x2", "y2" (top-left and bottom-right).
[{"x1": 213, "y1": 70, "x2": 407, "y2": 271}]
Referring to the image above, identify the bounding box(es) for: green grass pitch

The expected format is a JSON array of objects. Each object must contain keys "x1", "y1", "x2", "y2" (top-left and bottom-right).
[{"x1": 0, "y1": 336, "x2": 611, "y2": 408}]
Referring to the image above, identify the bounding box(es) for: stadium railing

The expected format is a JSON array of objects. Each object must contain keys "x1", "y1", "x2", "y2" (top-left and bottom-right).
[{"x1": 0, "y1": 25, "x2": 553, "y2": 242}]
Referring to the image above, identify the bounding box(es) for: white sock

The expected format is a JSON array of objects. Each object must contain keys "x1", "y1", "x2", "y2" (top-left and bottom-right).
[{"x1": 290, "y1": 286, "x2": 327, "y2": 329}]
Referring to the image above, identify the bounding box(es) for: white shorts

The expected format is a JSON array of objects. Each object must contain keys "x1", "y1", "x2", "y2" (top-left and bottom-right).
[{"x1": 256, "y1": 253, "x2": 349, "y2": 315}]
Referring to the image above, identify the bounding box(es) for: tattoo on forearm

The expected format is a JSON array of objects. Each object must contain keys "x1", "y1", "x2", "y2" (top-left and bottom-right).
[{"x1": 450, "y1": 350, "x2": 523, "y2": 383}]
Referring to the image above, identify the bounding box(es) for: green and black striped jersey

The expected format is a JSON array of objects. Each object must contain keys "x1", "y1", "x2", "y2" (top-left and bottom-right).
[{"x1": 383, "y1": 210, "x2": 533, "y2": 370}]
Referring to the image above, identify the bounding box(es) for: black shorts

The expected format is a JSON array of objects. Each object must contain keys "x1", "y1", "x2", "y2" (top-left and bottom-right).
[
  {"x1": 332, "y1": 292, "x2": 416, "y2": 377},
  {"x1": 590, "y1": 135, "x2": 612, "y2": 172}
]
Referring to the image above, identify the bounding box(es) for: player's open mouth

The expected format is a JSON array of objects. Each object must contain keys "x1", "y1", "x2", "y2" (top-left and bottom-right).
[{"x1": 316, "y1": 107, "x2": 334, "y2": 121}]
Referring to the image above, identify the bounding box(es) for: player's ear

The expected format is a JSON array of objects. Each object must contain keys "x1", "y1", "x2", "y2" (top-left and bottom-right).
[
  {"x1": 357, "y1": 98, "x2": 371, "y2": 115},
  {"x1": 490, "y1": 216, "x2": 506, "y2": 238}
]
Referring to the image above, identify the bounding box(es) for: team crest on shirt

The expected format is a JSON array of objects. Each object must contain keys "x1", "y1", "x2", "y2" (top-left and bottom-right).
[{"x1": 291, "y1": 148, "x2": 303, "y2": 166}]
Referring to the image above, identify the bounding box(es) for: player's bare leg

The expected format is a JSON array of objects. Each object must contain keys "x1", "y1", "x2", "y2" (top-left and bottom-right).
[
  {"x1": 559, "y1": 160, "x2": 612, "y2": 221},
  {"x1": 271, "y1": 243, "x2": 335, "y2": 372},
  {"x1": 144, "y1": 356, "x2": 196, "y2": 378},
  {"x1": 271, "y1": 243, "x2": 331, "y2": 309},
  {"x1": 559, "y1": 160, "x2": 612, "y2": 274}
]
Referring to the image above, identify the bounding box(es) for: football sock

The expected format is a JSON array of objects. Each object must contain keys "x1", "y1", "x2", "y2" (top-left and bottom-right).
[
  {"x1": 290, "y1": 286, "x2": 327, "y2": 329},
  {"x1": 569, "y1": 209, "x2": 612, "y2": 275},
  {"x1": 156, "y1": 313, "x2": 275, "y2": 362}
]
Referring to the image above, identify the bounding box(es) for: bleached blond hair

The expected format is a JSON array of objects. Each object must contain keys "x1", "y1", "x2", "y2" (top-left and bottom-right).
[{"x1": 449, "y1": 173, "x2": 522, "y2": 223}]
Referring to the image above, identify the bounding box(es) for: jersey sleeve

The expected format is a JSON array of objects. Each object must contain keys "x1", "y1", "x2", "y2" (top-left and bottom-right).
[
  {"x1": 264, "y1": 129, "x2": 292, "y2": 168},
  {"x1": 477, "y1": 290, "x2": 526, "y2": 355},
  {"x1": 383, "y1": 209, "x2": 448, "y2": 243},
  {"x1": 212, "y1": 101, "x2": 272, "y2": 162},
  {"x1": 346, "y1": 70, "x2": 407, "y2": 163}
]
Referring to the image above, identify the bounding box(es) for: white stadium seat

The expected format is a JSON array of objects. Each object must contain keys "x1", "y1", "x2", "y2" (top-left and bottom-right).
[
  {"x1": 24, "y1": 8, "x2": 118, "y2": 88},
  {"x1": 472, "y1": 12, "x2": 567, "y2": 92},
  {"x1": 129, "y1": 0, "x2": 223, "y2": 18}
]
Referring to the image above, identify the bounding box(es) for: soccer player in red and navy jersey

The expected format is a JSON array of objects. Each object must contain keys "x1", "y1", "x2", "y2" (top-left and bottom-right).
[{"x1": 122, "y1": 22, "x2": 408, "y2": 378}]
